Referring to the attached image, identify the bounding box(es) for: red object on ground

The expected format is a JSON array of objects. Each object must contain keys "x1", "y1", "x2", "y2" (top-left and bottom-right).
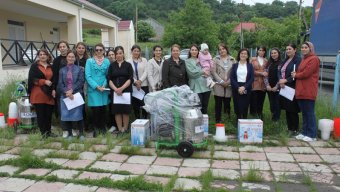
[
  {"x1": 7, "y1": 118, "x2": 18, "y2": 127},
  {"x1": 334, "y1": 118, "x2": 340, "y2": 138}
]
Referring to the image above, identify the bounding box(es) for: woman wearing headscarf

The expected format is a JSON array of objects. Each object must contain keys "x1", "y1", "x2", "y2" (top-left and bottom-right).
[{"x1": 291, "y1": 42, "x2": 320, "y2": 142}]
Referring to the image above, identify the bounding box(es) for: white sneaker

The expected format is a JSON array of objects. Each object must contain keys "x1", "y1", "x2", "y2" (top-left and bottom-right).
[
  {"x1": 62, "y1": 131, "x2": 68, "y2": 138},
  {"x1": 295, "y1": 134, "x2": 305, "y2": 140},
  {"x1": 302, "y1": 136, "x2": 317, "y2": 142},
  {"x1": 108, "y1": 126, "x2": 117, "y2": 133},
  {"x1": 72, "y1": 129, "x2": 78, "y2": 137}
]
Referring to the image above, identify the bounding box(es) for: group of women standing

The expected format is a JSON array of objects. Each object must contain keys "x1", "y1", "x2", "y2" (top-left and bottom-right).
[{"x1": 28, "y1": 40, "x2": 320, "y2": 142}]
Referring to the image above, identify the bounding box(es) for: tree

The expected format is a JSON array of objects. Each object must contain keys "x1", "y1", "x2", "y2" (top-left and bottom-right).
[
  {"x1": 137, "y1": 21, "x2": 156, "y2": 42},
  {"x1": 162, "y1": 0, "x2": 219, "y2": 50}
]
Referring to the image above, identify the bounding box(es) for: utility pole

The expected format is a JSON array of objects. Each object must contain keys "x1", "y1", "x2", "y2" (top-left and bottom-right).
[
  {"x1": 135, "y1": 5, "x2": 138, "y2": 43},
  {"x1": 240, "y1": 0, "x2": 244, "y2": 49}
]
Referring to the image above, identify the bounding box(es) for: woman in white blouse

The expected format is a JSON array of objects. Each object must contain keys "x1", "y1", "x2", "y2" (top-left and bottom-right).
[
  {"x1": 147, "y1": 45, "x2": 163, "y2": 92},
  {"x1": 127, "y1": 45, "x2": 149, "y2": 119},
  {"x1": 230, "y1": 48, "x2": 254, "y2": 121}
]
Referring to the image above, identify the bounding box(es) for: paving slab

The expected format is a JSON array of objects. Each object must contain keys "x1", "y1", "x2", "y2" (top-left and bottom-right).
[
  {"x1": 48, "y1": 169, "x2": 79, "y2": 179},
  {"x1": 60, "y1": 183, "x2": 98, "y2": 192},
  {"x1": 308, "y1": 140, "x2": 332, "y2": 147},
  {"x1": 241, "y1": 160, "x2": 271, "y2": 171},
  {"x1": 90, "y1": 144, "x2": 108, "y2": 152},
  {"x1": 96, "y1": 188, "x2": 129, "y2": 192},
  {"x1": 191, "y1": 150, "x2": 211, "y2": 158},
  {"x1": 293, "y1": 154, "x2": 323, "y2": 163},
  {"x1": 174, "y1": 178, "x2": 202, "y2": 191},
  {"x1": 211, "y1": 180, "x2": 239, "y2": 190},
  {"x1": 182, "y1": 158, "x2": 210, "y2": 168},
  {"x1": 77, "y1": 171, "x2": 111, "y2": 180},
  {"x1": 139, "y1": 148, "x2": 157, "y2": 156},
  {"x1": 314, "y1": 147, "x2": 340, "y2": 155},
  {"x1": 44, "y1": 142, "x2": 62, "y2": 149},
  {"x1": 214, "y1": 145, "x2": 238, "y2": 152},
  {"x1": 126, "y1": 155, "x2": 156, "y2": 165},
  {"x1": 242, "y1": 182, "x2": 272, "y2": 191},
  {"x1": 263, "y1": 147, "x2": 290, "y2": 153},
  {"x1": 239, "y1": 146, "x2": 264, "y2": 152},
  {"x1": 68, "y1": 143, "x2": 85, "y2": 151},
  {"x1": 146, "y1": 165, "x2": 178, "y2": 176},
  {"x1": 110, "y1": 146, "x2": 122, "y2": 153},
  {"x1": 110, "y1": 174, "x2": 138, "y2": 181},
  {"x1": 178, "y1": 167, "x2": 208, "y2": 177},
  {"x1": 62, "y1": 160, "x2": 93, "y2": 169},
  {"x1": 0, "y1": 154, "x2": 19, "y2": 161},
  {"x1": 0, "y1": 145, "x2": 12, "y2": 153},
  {"x1": 44, "y1": 158, "x2": 69, "y2": 165},
  {"x1": 269, "y1": 162, "x2": 301, "y2": 172},
  {"x1": 275, "y1": 183, "x2": 310, "y2": 192},
  {"x1": 56, "y1": 149, "x2": 79, "y2": 157},
  {"x1": 266, "y1": 152, "x2": 295, "y2": 162},
  {"x1": 241, "y1": 170, "x2": 274, "y2": 181},
  {"x1": 101, "y1": 153, "x2": 129, "y2": 163},
  {"x1": 330, "y1": 164, "x2": 340, "y2": 174},
  {"x1": 4, "y1": 146, "x2": 25, "y2": 155},
  {"x1": 306, "y1": 172, "x2": 334, "y2": 184},
  {"x1": 118, "y1": 163, "x2": 149, "y2": 175},
  {"x1": 20, "y1": 168, "x2": 51, "y2": 177},
  {"x1": 33, "y1": 149, "x2": 56, "y2": 157},
  {"x1": 211, "y1": 168, "x2": 240, "y2": 180},
  {"x1": 23, "y1": 181, "x2": 66, "y2": 192},
  {"x1": 316, "y1": 185, "x2": 340, "y2": 192},
  {"x1": 240, "y1": 152, "x2": 267, "y2": 161},
  {"x1": 299, "y1": 163, "x2": 333, "y2": 173},
  {"x1": 287, "y1": 140, "x2": 307, "y2": 147},
  {"x1": 0, "y1": 165, "x2": 19, "y2": 175},
  {"x1": 211, "y1": 160, "x2": 240, "y2": 169},
  {"x1": 273, "y1": 171, "x2": 304, "y2": 183},
  {"x1": 289, "y1": 147, "x2": 315, "y2": 154},
  {"x1": 144, "y1": 175, "x2": 170, "y2": 185},
  {"x1": 79, "y1": 151, "x2": 102, "y2": 160},
  {"x1": 321, "y1": 155, "x2": 340, "y2": 163},
  {"x1": 90, "y1": 161, "x2": 121, "y2": 172},
  {"x1": 0, "y1": 178, "x2": 35, "y2": 192},
  {"x1": 14, "y1": 135, "x2": 29, "y2": 145},
  {"x1": 153, "y1": 157, "x2": 183, "y2": 167},
  {"x1": 213, "y1": 151, "x2": 239, "y2": 159}
]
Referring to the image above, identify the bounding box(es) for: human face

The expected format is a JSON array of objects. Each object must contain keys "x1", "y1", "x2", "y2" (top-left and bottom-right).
[
  {"x1": 271, "y1": 50, "x2": 279, "y2": 61},
  {"x1": 171, "y1": 47, "x2": 180, "y2": 59},
  {"x1": 189, "y1": 46, "x2": 199, "y2": 58},
  {"x1": 38, "y1": 51, "x2": 48, "y2": 63},
  {"x1": 76, "y1": 44, "x2": 86, "y2": 56},
  {"x1": 202, "y1": 49, "x2": 209, "y2": 55},
  {"x1": 132, "y1": 48, "x2": 141, "y2": 59},
  {"x1": 153, "y1": 47, "x2": 162, "y2": 58},
  {"x1": 286, "y1": 46, "x2": 296, "y2": 58},
  {"x1": 66, "y1": 52, "x2": 76, "y2": 65},
  {"x1": 107, "y1": 51, "x2": 115, "y2": 62},
  {"x1": 95, "y1": 46, "x2": 104, "y2": 57},
  {"x1": 239, "y1": 50, "x2": 248, "y2": 62},
  {"x1": 301, "y1": 44, "x2": 311, "y2": 56},
  {"x1": 58, "y1": 43, "x2": 69, "y2": 56},
  {"x1": 257, "y1": 48, "x2": 265, "y2": 57},
  {"x1": 218, "y1": 46, "x2": 228, "y2": 57},
  {"x1": 115, "y1": 49, "x2": 124, "y2": 62}
]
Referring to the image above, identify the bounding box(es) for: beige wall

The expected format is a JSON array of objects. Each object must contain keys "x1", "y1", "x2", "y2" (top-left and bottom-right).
[{"x1": 118, "y1": 30, "x2": 135, "y2": 60}]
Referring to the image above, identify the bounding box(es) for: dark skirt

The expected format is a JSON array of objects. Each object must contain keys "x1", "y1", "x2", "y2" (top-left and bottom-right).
[
  {"x1": 111, "y1": 92, "x2": 132, "y2": 115},
  {"x1": 280, "y1": 96, "x2": 300, "y2": 113}
]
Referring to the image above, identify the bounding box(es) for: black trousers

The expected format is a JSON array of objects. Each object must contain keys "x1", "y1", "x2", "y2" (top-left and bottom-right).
[
  {"x1": 198, "y1": 91, "x2": 211, "y2": 114},
  {"x1": 267, "y1": 91, "x2": 281, "y2": 121},
  {"x1": 250, "y1": 90, "x2": 266, "y2": 119},
  {"x1": 132, "y1": 86, "x2": 149, "y2": 119},
  {"x1": 61, "y1": 120, "x2": 84, "y2": 136},
  {"x1": 286, "y1": 111, "x2": 299, "y2": 132},
  {"x1": 232, "y1": 87, "x2": 250, "y2": 120},
  {"x1": 214, "y1": 96, "x2": 231, "y2": 122},
  {"x1": 91, "y1": 106, "x2": 106, "y2": 134},
  {"x1": 34, "y1": 104, "x2": 54, "y2": 136}
]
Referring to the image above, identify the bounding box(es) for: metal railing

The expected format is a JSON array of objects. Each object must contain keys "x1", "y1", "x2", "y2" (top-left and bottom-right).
[{"x1": 1, "y1": 39, "x2": 113, "y2": 66}]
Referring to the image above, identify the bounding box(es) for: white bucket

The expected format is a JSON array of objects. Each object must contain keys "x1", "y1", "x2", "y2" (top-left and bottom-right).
[
  {"x1": 318, "y1": 119, "x2": 334, "y2": 141},
  {"x1": 213, "y1": 123, "x2": 227, "y2": 142},
  {"x1": 8, "y1": 102, "x2": 18, "y2": 119},
  {"x1": 0, "y1": 113, "x2": 5, "y2": 128}
]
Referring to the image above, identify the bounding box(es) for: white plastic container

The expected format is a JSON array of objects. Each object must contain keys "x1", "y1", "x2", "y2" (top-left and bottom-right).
[
  {"x1": 318, "y1": 119, "x2": 334, "y2": 140},
  {"x1": 131, "y1": 119, "x2": 150, "y2": 146},
  {"x1": 0, "y1": 113, "x2": 6, "y2": 128},
  {"x1": 213, "y1": 123, "x2": 227, "y2": 142},
  {"x1": 8, "y1": 102, "x2": 18, "y2": 119}
]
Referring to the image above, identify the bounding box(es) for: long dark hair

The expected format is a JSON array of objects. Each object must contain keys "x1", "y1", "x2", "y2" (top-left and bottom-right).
[
  {"x1": 218, "y1": 43, "x2": 230, "y2": 55},
  {"x1": 269, "y1": 48, "x2": 281, "y2": 63},
  {"x1": 256, "y1": 46, "x2": 267, "y2": 57},
  {"x1": 152, "y1": 45, "x2": 163, "y2": 58},
  {"x1": 75, "y1": 42, "x2": 88, "y2": 60},
  {"x1": 131, "y1": 44, "x2": 141, "y2": 58},
  {"x1": 188, "y1": 44, "x2": 199, "y2": 59},
  {"x1": 114, "y1": 46, "x2": 125, "y2": 60},
  {"x1": 283, "y1": 43, "x2": 297, "y2": 63},
  {"x1": 236, "y1": 48, "x2": 250, "y2": 63}
]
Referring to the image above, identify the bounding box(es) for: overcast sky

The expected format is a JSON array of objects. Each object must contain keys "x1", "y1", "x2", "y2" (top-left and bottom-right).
[{"x1": 232, "y1": 0, "x2": 314, "y2": 7}]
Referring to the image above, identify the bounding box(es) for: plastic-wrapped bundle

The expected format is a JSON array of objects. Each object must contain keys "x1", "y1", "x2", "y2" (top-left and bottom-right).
[{"x1": 144, "y1": 85, "x2": 204, "y2": 143}]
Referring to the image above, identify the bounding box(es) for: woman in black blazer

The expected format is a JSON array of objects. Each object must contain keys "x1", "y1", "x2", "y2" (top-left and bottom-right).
[
  {"x1": 230, "y1": 48, "x2": 254, "y2": 121},
  {"x1": 278, "y1": 43, "x2": 301, "y2": 135}
]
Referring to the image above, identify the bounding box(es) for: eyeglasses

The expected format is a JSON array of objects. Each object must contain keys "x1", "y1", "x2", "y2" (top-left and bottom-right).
[{"x1": 95, "y1": 49, "x2": 103, "y2": 52}]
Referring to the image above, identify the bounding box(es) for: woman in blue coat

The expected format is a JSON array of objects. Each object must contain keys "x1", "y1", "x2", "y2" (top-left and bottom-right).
[
  {"x1": 58, "y1": 50, "x2": 85, "y2": 140},
  {"x1": 230, "y1": 48, "x2": 254, "y2": 121},
  {"x1": 85, "y1": 43, "x2": 110, "y2": 137}
]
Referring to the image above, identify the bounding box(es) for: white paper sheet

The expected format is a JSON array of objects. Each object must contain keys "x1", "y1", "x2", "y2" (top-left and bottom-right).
[
  {"x1": 113, "y1": 92, "x2": 131, "y2": 104},
  {"x1": 279, "y1": 85, "x2": 295, "y2": 101},
  {"x1": 132, "y1": 86, "x2": 145, "y2": 100},
  {"x1": 63, "y1": 92, "x2": 85, "y2": 110}
]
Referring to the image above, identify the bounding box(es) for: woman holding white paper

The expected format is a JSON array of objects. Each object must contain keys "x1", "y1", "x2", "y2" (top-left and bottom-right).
[
  {"x1": 278, "y1": 43, "x2": 301, "y2": 135},
  {"x1": 108, "y1": 46, "x2": 134, "y2": 134},
  {"x1": 291, "y1": 42, "x2": 320, "y2": 142},
  {"x1": 58, "y1": 50, "x2": 85, "y2": 140}
]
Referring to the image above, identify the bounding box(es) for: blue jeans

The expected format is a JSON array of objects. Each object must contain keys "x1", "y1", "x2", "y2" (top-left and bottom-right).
[{"x1": 298, "y1": 99, "x2": 317, "y2": 138}]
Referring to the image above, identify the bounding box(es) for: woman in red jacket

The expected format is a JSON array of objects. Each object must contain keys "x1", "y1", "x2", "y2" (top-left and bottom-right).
[{"x1": 291, "y1": 42, "x2": 320, "y2": 142}]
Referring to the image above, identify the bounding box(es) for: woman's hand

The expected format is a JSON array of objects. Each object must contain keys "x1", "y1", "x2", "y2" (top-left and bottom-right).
[
  {"x1": 291, "y1": 71, "x2": 296, "y2": 78},
  {"x1": 266, "y1": 85, "x2": 272, "y2": 91},
  {"x1": 115, "y1": 87, "x2": 123, "y2": 96},
  {"x1": 96, "y1": 86, "x2": 105, "y2": 92},
  {"x1": 52, "y1": 90, "x2": 56, "y2": 98},
  {"x1": 238, "y1": 86, "x2": 245, "y2": 94},
  {"x1": 45, "y1": 80, "x2": 52, "y2": 86},
  {"x1": 262, "y1": 71, "x2": 268, "y2": 77}
]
